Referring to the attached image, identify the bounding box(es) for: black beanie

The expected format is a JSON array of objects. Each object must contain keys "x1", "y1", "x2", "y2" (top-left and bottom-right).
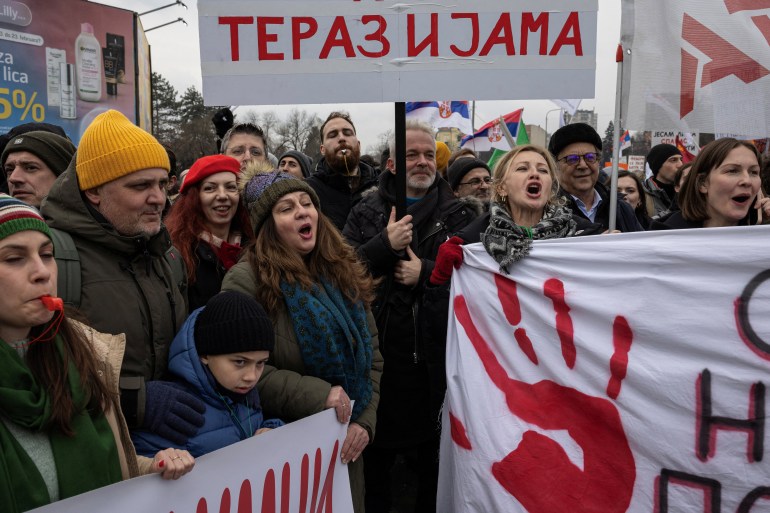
[
  {"x1": 548, "y1": 123, "x2": 603, "y2": 158},
  {"x1": 1, "y1": 130, "x2": 76, "y2": 176},
  {"x1": 447, "y1": 157, "x2": 491, "y2": 190},
  {"x1": 646, "y1": 144, "x2": 681, "y2": 177},
  {"x1": 194, "y1": 291, "x2": 275, "y2": 355}
]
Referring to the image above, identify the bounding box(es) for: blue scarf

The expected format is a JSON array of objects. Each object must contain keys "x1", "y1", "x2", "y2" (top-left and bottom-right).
[{"x1": 280, "y1": 279, "x2": 372, "y2": 420}]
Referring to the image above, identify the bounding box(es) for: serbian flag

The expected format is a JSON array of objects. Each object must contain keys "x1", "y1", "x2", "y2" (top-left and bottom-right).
[
  {"x1": 405, "y1": 101, "x2": 473, "y2": 134},
  {"x1": 620, "y1": 130, "x2": 632, "y2": 151},
  {"x1": 461, "y1": 109, "x2": 523, "y2": 152}
]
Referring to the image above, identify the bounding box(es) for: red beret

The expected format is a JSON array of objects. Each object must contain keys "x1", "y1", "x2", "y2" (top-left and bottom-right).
[{"x1": 181, "y1": 155, "x2": 240, "y2": 194}]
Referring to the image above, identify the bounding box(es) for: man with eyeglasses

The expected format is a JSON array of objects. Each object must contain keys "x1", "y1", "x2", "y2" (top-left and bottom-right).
[
  {"x1": 549, "y1": 123, "x2": 643, "y2": 232},
  {"x1": 447, "y1": 157, "x2": 493, "y2": 208},
  {"x1": 221, "y1": 123, "x2": 268, "y2": 171},
  {"x1": 308, "y1": 111, "x2": 378, "y2": 230}
]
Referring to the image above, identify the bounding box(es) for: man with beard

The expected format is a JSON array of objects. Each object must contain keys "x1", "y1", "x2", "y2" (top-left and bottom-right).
[
  {"x1": 307, "y1": 112, "x2": 378, "y2": 230},
  {"x1": 343, "y1": 120, "x2": 476, "y2": 513}
]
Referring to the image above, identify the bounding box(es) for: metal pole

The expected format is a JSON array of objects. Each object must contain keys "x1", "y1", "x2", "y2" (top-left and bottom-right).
[
  {"x1": 140, "y1": 1, "x2": 187, "y2": 17},
  {"x1": 145, "y1": 18, "x2": 187, "y2": 32},
  {"x1": 545, "y1": 108, "x2": 561, "y2": 147},
  {"x1": 608, "y1": 44, "x2": 624, "y2": 233}
]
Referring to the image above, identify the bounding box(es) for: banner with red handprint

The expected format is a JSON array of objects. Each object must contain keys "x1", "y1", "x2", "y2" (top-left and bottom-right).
[
  {"x1": 439, "y1": 226, "x2": 770, "y2": 512},
  {"x1": 620, "y1": 0, "x2": 770, "y2": 136}
]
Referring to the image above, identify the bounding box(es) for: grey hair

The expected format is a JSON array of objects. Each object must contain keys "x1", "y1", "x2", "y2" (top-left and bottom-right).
[{"x1": 388, "y1": 120, "x2": 436, "y2": 158}]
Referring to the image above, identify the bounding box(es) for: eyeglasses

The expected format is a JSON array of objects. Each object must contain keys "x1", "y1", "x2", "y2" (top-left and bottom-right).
[
  {"x1": 459, "y1": 176, "x2": 493, "y2": 187},
  {"x1": 558, "y1": 152, "x2": 599, "y2": 166}
]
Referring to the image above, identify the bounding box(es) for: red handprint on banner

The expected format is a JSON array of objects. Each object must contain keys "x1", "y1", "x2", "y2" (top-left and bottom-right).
[{"x1": 452, "y1": 276, "x2": 636, "y2": 513}]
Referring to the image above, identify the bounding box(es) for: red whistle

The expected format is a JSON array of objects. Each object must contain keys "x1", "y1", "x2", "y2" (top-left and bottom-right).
[{"x1": 40, "y1": 295, "x2": 64, "y2": 311}]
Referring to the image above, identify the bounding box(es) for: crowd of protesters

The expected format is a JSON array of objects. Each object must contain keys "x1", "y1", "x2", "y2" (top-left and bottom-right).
[{"x1": 0, "y1": 109, "x2": 768, "y2": 513}]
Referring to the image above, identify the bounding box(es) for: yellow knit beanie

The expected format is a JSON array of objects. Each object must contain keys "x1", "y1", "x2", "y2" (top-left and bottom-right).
[{"x1": 76, "y1": 110, "x2": 170, "y2": 190}]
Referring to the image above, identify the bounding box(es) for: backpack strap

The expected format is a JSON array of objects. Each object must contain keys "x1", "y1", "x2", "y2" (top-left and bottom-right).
[{"x1": 49, "y1": 228, "x2": 82, "y2": 308}]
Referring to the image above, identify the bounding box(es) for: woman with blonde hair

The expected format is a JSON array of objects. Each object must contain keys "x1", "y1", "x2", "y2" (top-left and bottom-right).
[{"x1": 221, "y1": 162, "x2": 382, "y2": 513}]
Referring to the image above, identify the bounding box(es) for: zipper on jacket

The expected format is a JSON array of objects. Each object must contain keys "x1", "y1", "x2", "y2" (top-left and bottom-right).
[{"x1": 120, "y1": 261, "x2": 156, "y2": 370}]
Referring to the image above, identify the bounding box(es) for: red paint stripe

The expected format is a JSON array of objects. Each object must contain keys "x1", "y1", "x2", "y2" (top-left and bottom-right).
[
  {"x1": 724, "y1": 0, "x2": 770, "y2": 13},
  {"x1": 450, "y1": 411, "x2": 473, "y2": 450},
  {"x1": 543, "y1": 279, "x2": 575, "y2": 368},
  {"x1": 606, "y1": 316, "x2": 633, "y2": 399},
  {"x1": 495, "y1": 274, "x2": 522, "y2": 325},
  {"x1": 515, "y1": 328, "x2": 538, "y2": 364}
]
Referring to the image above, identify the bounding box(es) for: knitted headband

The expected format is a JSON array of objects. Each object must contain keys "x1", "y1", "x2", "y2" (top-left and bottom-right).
[
  {"x1": 1, "y1": 131, "x2": 76, "y2": 176},
  {"x1": 0, "y1": 194, "x2": 52, "y2": 241},
  {"x1": 194, "y1": 291, "x2": 275, "y2": 355},
  {"x1": 239, "y1": 161, "x2": 320, "y2": 233},
  {"x1": 76, "y1": 109, "x2": 169, "y2": 190}
]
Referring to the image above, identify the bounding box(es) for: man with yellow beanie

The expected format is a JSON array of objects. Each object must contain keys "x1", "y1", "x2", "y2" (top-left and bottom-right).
[{"x1": 41, "y1": 110, "x2": 205, "y2": 444}]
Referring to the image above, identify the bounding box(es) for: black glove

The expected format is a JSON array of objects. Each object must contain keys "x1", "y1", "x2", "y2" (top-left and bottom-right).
[
  {"x1": 212, "y1": 108, "x2": 235, "y2": 139},
  {"x1": 143, "y1": 381, "x2": 206, "y2": 446}
]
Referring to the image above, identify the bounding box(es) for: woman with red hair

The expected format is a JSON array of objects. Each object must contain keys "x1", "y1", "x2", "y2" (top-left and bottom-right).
[{"x1": 165, "y1": 155, "x2": 252, "y2": 311}]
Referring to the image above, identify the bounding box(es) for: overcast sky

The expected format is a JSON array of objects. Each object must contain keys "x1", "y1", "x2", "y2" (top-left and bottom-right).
[{"x1": 98, "y1": 0, "x2": 621, "y2": 149}]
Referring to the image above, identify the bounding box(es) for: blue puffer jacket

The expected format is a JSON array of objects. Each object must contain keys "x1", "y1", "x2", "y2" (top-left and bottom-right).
[{"x1": 131, "y1": 308, "x2": 284, "y2": 457}]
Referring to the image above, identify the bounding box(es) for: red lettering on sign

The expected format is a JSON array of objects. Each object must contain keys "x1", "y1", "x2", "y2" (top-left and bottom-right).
[
  {"x1": 257, "y1": 17, "x2": 284, "y2": 61},
  {"x1": 724, "y1": 0, "x2": 770, "y2": 13},
  {"x1": 752, "y1": 15, "x2": 770, "y2": 45},
  {"x1": 357, "y1": 15, "x2": 390, "y2": 58},
  {"x1": 291, "y1": 17, "x2": 318, "y2": 60},
  {"x1": 480, "y1": 13, "x2": 515, "y2": 56},
  {"x1": 680, "y1": 13, "x2": 769, "y2": 117},
  {"x1": 449, "y1": 13, "x2": 479, "y2": 57},
  {"x1": 180, "y1": 442, "x2": 339, "y2": 513},
  {"x1": 319, "y1": 17, "x2": 355, "y2": 59},
  {"x1": 549, "y1": 12, "x2": 583, "y2": 56},
  {"x1": 219, "y1": 16, "x2": 254, "y2": 62},
  {"x1": 521, "y1": 12, "x2": 549, "y2": 55},
  {"x1": 407, "y1": 13, "x2": 438, "y2": 57}
]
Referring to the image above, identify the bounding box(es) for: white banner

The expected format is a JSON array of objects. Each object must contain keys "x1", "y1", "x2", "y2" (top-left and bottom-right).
[
  {"x1": 650, "y1": 131, "x2": 699, "y2": 155},
  {"x1": 198, "y1": 0, "x2": 597, "y2": 105},
  {"x1": 439, "y1": 227, "x2": 770, "y2": 512},
  {"x1": 621, "y1": 0, "x2": 770, "y2": 134},
  {"x1": 30, "y1": 409, "x2": 352, "y2": 513}
]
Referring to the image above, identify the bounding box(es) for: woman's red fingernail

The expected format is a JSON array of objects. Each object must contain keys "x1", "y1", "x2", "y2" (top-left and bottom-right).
[{"x1": 158, "y1": 460, "x2": 165, "y2": 468}]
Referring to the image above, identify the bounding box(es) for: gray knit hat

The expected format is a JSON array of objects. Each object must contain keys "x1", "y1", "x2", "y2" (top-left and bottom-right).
[
  {"x1": 1, "y1": 130, "x2": 76, "y2": 176},
  {"x1": 239, "y1": 161, "x2": 320, "y2": 233}
]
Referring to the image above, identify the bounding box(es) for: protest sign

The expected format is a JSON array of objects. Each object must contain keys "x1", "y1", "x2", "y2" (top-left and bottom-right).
[
  {"x1": 0, "y1": 0, "x2": 149, "y2": 143},
  {"x1": 198, "y1": 0, "x2": 597, "y2": 105},
  {"x1": 30, "y1": 408, "x2": 353, "y2": 513},
  {"x1": 621, "y1": 0, "x2": 770, "y2": 135},
  {"x1": 439, "y1": 227, "x2": 770, "y2": 512}
]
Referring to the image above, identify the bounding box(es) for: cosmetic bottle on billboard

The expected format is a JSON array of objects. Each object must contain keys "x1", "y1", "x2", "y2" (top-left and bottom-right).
[
  {"x1": 103, "y1": 47, "x2": 118, "y2": 96},
  {"x1": 75, "y1": 23, "x2": 102, "y2": 102},
  {"x1": 59, "y1": 63, "x2": 77, "y2": 119},
  {"x1": 45, "y1": 48, "x2": 66, "y2": 107}
]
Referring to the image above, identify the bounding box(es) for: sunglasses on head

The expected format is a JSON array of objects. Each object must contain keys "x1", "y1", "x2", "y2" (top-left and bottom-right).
[{"x1": 558, "y1": 152, "x2": 599, "y2": 166}]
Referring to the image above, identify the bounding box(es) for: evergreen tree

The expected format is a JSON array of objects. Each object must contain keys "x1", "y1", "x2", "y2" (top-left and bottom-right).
[
  {"x1": 601, "y1": 121, "x2": 614, "y2": 166},
  {"x1": 151, "y1": 72, "x2": 179, "y2": 144}
]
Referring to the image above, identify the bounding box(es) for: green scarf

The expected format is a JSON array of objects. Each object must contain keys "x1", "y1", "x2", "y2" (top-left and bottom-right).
[{"x1": 0, "y1": 336, "x2": 122, "y2": 513}]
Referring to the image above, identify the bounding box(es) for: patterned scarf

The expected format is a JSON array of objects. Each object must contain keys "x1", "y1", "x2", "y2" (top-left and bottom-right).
[
  {"x1": 280, "y1": 279, "x2": 373, "y2": 420},
  {"x1": 481, "y1": 201, "x2": 576, "y2": 274},
  {"x1": 200, "y1": 231, "x2": 242, "y2": 270},
  {"x1": 0, "y1": 336, "x2": 122, "y2": 513}
]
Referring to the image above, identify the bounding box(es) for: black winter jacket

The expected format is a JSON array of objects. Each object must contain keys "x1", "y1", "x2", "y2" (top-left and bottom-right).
[
  {"x1": 306, "y1": 159, "x2": 378, "y2": 231},
  {"x1": 342, "y1": 173, "x2": 477, "y2": 447},
  {"x1": 558, "y1": 181, "x2": 645, "y2": 232}
]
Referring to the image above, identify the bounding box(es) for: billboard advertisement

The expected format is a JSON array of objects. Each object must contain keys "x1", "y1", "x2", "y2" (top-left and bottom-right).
[{"x1": 0, "y1": 0, "x2": 145, "y2": 143}]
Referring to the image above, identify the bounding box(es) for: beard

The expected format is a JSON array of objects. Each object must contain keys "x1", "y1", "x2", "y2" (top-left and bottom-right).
[{"x1": 325, "y1": 144, "x2": 361, "y2": 175}]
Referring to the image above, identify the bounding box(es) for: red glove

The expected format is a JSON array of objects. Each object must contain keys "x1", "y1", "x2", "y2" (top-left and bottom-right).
[{"x1": 429, "y1": 236, "x2": 465, "y2": 285}]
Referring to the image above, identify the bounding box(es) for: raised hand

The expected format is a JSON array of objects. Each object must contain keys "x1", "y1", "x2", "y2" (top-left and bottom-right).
[{"x1": 385, "y1": 206, "x2": 413, "y2": 251}]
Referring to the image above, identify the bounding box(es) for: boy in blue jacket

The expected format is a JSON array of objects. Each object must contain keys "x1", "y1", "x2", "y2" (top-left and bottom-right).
[{"x1": 132, "y1": 291, "x2": 283, "y2": 457}]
